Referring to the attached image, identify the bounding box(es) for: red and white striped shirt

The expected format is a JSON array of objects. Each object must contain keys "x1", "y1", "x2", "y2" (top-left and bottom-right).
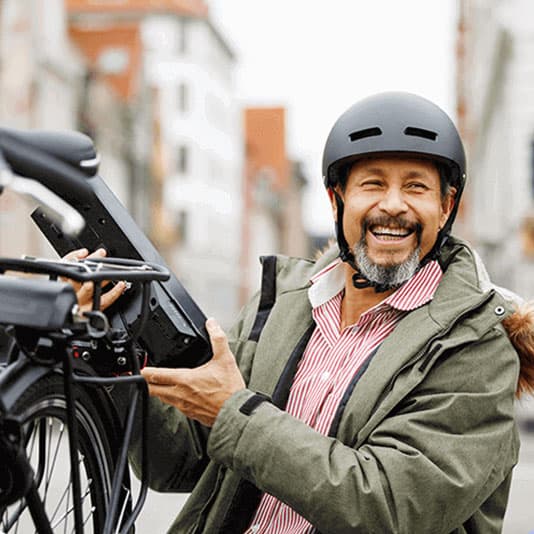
[{"x1": 246, "y1": 258, "x2": 443, "y2": 534}]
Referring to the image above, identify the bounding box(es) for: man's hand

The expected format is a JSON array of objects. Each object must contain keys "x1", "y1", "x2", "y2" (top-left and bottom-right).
[
  {"x1": 62, "y1": 248, "x2": 126, "y2": 311},
  {"x1": 142, "y1": 318, "x2": 246, "y2": 427}
]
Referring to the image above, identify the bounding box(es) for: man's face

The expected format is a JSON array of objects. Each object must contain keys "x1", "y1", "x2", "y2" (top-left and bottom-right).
[{"x1": 329, "y1": 156, "x2": 456, "y2": 283}]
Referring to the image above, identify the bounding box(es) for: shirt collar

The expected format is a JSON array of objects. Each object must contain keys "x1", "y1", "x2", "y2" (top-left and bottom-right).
[
  {"x1": 308, "y1": 258, "x2": 443, "y2": 312},
  {"x1": 308, "y1": 258, "x2": 345, "y2": 309}
]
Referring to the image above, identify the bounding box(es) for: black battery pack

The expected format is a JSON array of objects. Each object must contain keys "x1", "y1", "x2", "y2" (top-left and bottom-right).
[{"x1": 31, "y1": 174, "x2": 211, "y2": 369}]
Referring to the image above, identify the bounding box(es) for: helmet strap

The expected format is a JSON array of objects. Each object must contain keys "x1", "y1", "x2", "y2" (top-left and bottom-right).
[
  {"x1": 333, "y1": 191, "x2": 390, "y2": 293},
  {"x1": 420, "y1": 170, "x2": 466, "y2": 265}
]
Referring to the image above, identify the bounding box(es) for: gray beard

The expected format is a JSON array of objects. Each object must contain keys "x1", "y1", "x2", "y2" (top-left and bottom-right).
[{"x1": 353, "y1": 238, "x2": 421, "y2": 290}]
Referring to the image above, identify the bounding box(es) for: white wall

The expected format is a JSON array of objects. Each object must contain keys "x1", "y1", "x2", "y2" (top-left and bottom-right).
[{"x1": 142, "y1": 15, "x2": 242, "y2": 325}]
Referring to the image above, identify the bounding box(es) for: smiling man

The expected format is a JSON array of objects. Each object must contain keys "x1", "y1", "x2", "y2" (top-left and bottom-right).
[
  {"x1": 339, "y1": 157, "x2": 454, "y2": 285},
  {"x1": 327, "y1": 155, "x2": 456, "y2": 329},
  {"x1": 113, "y1": 92, "x2": 534, "y2": 533}
]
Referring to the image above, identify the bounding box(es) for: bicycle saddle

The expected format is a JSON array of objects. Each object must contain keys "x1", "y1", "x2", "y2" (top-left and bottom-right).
[{"x1": 0, "y1": 128, "x2": 99, "y2": 177}]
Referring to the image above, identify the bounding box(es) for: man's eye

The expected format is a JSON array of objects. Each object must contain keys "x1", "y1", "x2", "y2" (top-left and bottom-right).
[
  {"x1": 407, "y1": 182, "x2": 428, "y2": 191},
  {"x1": 360, "y1": 180, "x2": 382, "y2": 188}
]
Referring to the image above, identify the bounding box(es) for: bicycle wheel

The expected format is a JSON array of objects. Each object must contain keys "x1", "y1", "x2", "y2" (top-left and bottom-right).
[{"x1": 0, "y1": 373, "x2": 121, "y2": 533}]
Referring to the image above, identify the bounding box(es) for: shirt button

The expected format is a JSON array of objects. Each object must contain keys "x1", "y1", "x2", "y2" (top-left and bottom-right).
[
  {"x1": 321, "y1": 371, "x2": 330, "y2": 381},
  {"x1": 251, "y1": 525, "x2": 260, "y2": 533}
]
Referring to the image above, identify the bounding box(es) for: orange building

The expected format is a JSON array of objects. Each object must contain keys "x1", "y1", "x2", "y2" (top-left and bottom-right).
[{"x1": 241, "y1": 107, "x2": 309, "y2": 303}]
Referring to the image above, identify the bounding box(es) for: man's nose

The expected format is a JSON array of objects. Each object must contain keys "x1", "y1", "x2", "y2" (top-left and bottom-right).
[{"x1": 377, "y1": 188, "x2": 408, "y2": 216}]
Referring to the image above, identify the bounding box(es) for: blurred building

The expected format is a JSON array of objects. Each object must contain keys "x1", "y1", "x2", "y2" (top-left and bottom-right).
[
  {"x1": 241, "y1": 107, "x2": 310, "y2": 303},
  {"x1": 0, "y1": 0, "x2": 141, "y2": 258},
  {"x1": 457, "y1": 0, "x2": 534, "y2": 298},
  {"x1": 0, "y1": 0, "x2": 243, "y2": 325},
  {"x1": 0, "y1": 0, "x2": 313, "y2": 326},
  {"x1": 66, "y1": 0, "x2": 243, "y2": 325},
  {"x1": 0, "y1": 0, "x2": 85, "y2": 257}
]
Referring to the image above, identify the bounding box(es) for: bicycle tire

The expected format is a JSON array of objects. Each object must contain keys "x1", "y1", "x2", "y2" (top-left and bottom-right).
[{"x1": 0, "y1": 372, "x2": 121, "y2": 533}]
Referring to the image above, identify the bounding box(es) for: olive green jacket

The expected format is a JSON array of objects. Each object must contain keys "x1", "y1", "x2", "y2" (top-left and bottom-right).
[{"x1": 129, "y1": 238, "x2": 520, "y2": 533}]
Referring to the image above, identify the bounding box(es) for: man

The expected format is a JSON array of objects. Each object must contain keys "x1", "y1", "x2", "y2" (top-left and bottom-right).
[{"x1": 75, "y1": 92, "x2": 533, "y2": 533}]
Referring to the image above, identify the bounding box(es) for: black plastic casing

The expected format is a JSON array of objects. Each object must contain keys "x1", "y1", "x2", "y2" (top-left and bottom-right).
[{"x1": 32, "y1": 174, "x2": 212, "y2": 369}]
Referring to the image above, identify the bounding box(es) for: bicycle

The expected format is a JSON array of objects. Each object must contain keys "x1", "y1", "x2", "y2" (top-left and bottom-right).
[{"x1": 0, "y1": 127, "x2": 209, "y2": 533}]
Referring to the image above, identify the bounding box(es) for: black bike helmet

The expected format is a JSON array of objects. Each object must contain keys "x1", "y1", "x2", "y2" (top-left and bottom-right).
[{"x1": 322, "y1": 91, "x2": 466, "y2": 291}]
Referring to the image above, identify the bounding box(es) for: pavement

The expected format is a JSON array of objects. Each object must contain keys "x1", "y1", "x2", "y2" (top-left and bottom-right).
[
  {"x1": 129, "y1": 480, "x2": 188, "y2": 533},
  {"x1": 503, "y1": 427, "x2": 534, "y2": 533}
]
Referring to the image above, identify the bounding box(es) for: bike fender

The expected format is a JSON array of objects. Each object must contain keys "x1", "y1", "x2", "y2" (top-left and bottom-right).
[{"x1": 0, "y1": 356, "x2": 58, "y2": 413}]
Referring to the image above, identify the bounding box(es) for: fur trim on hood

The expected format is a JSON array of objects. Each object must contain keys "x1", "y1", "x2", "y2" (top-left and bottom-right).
[
  {"x1": 472, "y1": 249, "x2": 534, "y2": 398},
  {"x1": 502, "y1": 303, "x2": 534, "y2": 398}
]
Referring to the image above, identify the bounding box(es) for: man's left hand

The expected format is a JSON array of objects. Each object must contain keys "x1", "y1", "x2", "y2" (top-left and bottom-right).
[{"x1": 141, "y1": 318, "x2": 246, "y2": 427}]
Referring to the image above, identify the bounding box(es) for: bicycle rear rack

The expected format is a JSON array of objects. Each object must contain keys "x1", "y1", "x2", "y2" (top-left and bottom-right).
[{"x1": 0, "y1": 256, "x2": 170, "y2": 534}]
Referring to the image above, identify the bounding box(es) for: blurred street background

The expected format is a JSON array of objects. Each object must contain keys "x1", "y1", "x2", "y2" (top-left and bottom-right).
[{"x1": 1, "y1": 0, "x2": 533, "y2": 531}]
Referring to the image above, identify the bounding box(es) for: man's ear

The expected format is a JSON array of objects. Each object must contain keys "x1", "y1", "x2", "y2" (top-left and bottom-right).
[
  {"x1": 440, "y1": 186, "x2": 457, "y2": 228},
  {"x1": 327, "y1": 187, "x2": 340, "y2": 220}
]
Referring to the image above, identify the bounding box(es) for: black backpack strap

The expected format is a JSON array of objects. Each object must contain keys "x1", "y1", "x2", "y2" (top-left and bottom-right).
[
  {"x1": 219, "y1": 326, "x2": 315, "y2": 533},
  {"x1": 248, "y1": 255, "x2": 277, "y2": 342}
]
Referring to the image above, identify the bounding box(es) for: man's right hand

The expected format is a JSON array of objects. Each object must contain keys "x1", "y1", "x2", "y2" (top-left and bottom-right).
[{"x1": 62, "y1": 248, "x2": 126, "y2": 311}]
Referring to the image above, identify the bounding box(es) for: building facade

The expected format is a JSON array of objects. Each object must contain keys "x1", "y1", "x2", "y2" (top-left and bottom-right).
[
  {"x1": 0, "y1": 0, "x2": 84, "y2": 257},
  {"x1": 140, "y1": 10, "x2": 243, "y2": 325},
  {"x1": 457, "y1": 0, "x2": 534, "y2": 298},
  {"x1": 0, "y1": 0, "x2": 139, "y2": 259}
]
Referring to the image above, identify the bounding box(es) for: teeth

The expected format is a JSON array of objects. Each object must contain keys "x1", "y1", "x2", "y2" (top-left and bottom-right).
[{"x1": 371, "y1": 226, "x2": 410, "y2": 237}]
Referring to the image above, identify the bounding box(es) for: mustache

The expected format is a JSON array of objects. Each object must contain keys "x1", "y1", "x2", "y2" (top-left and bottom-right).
[{"x1": 361, "y1": 215, "x2": 423, "y2": 244}]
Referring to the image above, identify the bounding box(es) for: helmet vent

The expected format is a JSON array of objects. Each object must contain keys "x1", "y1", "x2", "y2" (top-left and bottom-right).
[
  {"x1": 349, "y1": 127, "x2": 382, "y2": 142},
  {"x1": 404, "y1": 126, "x2": 437, "y2": 141}
]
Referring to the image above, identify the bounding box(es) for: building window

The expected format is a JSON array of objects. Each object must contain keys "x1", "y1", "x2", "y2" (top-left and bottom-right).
[
  {"x1": 179, "y1": 19, "x2": 188, "y2": 54},
  {"x1": 177, "y1": 210, "x2": 188, "y2": 244},
  {"x1": 178, "y1": 83, "x2": 189, "y2": 113},
  {"x1": 178, "y1": 145, "x2": 189, "y2": 174}
]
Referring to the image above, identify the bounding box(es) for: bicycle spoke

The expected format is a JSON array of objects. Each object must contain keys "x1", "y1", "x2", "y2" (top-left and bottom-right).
[
  {"x1": 44, "y1": 421, "x2": 66, "y2": 495},
  {"x1": 35, "y1": 419, "x2": 47, "y2": 489},
  {"x1": 43, "y1": 417, "x2": 54, "y2": 503},
  {"x1": 64, "y1": 472, "x2": 71, "y2": 534},
  {"x1": 25, "y1": 421, "x2": 37, "y2": 455},
  {"x1": 48, "y1": 473, "x2": 73, "y2": 525},
  {"x1": 82, "y1": 506, "x2": 96, "y2": 529},
  {"x1": 52, "y1": 486, "x2": 91, "y2": 530},
  {"x1": 114, "y1": 486, "x2": 131, "y2": 534}
]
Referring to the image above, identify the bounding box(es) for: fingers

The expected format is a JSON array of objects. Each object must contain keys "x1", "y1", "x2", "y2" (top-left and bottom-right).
[
  {"x1": 100, "y1": 281, "x2": 127, "y2": 310},
  {"x1": 205, "y1": 318, "x2": 231, "y2": 358},
  {"x1": 61, "y1": 248, "x2": 89, "y2": 291},
  {"x1": 62, "y1": 248, "x2": 125, "y2": 311},
  {"x1": 78, "y1": 280, "x2": 126, "y2": 311},
  {"x1": 63, "y1": 248, "x2": 89, "y2": 262},
  {"x1": 77, "y1": 281, "x2": 97, "y2": 306},
  {"x1": 61, "y1": 248, "x2": 107, "y2": 294},
  {"x1": 86, "y1": 248, "x2": 107, "y2": 260},
  {"x1": 141, "y1": 366, "x2": 188, "y2": 386}
]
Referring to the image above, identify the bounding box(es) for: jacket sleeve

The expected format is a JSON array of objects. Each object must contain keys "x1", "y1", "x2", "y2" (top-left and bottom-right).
[
  {"x1": 207, "y1": 328, "x2": 520, "y2": 533},
  {"x1": 119, "y1": 294, "x2": 260, "y2": 492}
]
